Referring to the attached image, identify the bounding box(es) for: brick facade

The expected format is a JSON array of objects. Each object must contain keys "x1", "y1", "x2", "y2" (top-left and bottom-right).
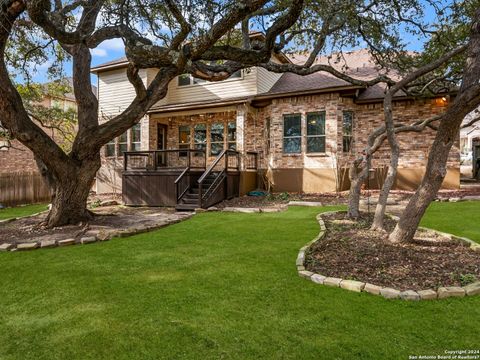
[
  {"x1": 97, "y1": 94, "x2": 459, "y2": 194},
  {"x1": 0, "y1": 140, "x2": 39, "y2": 174}
]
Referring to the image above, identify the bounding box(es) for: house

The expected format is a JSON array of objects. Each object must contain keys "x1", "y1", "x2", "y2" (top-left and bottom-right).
[
  {"x1": 0, "y1": 79, "x2": 96, "y2": 206},
  {"x1": 92, "y1": 49, "x2": 459, "y2": 209}
]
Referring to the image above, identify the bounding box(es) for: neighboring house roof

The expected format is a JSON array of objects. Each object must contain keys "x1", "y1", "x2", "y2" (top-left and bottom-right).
[{"x1": 45, "y1": 77, "x2": 98, "y2": 101}]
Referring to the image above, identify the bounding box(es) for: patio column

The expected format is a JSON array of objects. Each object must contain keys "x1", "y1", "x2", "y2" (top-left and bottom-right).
[{"x1": 236, "y1": 105, "x2": 246, "y2": 171}]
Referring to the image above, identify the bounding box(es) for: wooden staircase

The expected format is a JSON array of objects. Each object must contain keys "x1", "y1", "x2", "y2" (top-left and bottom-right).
[
  {"x1": 175, "y1": 150, "x2": 240, "y2": 211},
  {"x1": 175, "y1": 172, "x2": 220, "y2": 211}
]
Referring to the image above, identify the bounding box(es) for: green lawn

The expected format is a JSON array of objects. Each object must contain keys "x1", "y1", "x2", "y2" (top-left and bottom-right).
[
  {"x1": 0, "y1": 204, "x2": 479, "y2": 359},
  {"x1": 421, "y1": 201, "x2": 480, "y2": 244},
  {"x1": 0, "y1": 203, "x2": 48, "y2": 220}
]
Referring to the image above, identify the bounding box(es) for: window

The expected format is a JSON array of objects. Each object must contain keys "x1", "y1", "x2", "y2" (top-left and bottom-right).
[
  {"x1": 210, "y1": 123, "x2": 224, "y2": 156},
  {"x1": 227, "y1": 122, "x2": 236, "y2": 150},
  {"x1": 131, "y1": 124, "x2": 141, "y2": 151},
  {"x1": 105, "y1": 138, "x2": 116, "y2": 157},
  {"x1": 178, "y1": 125, "x2": 190, "y2": 156},
  {"x1": 283, "y1": 114, "x2": 302, "y2": 154},
  {"x1": 178, "y1": 74, "x2": 191, "y2": 86},
  {"x1": 193, "y1": 77, "x2": 206, "y2": 84},
  {"x1": 118, "y1": 131, "x2": 128, "y2": 155},
  {"x1": 342, "y1": 111, "x2": 354, "y2": 153},
  {"x1": 306, "y1": 113, "x2": 326, "y2": 153},
  {"x1": 229, "y1": 70, "x2": 242, "y2": 79},
  {"x1": 194, "y1": 124, "x2": 207, "y2": 152}
]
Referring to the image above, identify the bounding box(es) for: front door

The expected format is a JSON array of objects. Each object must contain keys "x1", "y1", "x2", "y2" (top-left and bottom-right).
[{"x1": 157, "y1": 124, "x2": 167, "y2": 166}]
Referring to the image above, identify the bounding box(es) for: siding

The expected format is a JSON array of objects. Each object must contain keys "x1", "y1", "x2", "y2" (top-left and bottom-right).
[
  {"x1": 257, "y1": 67, "x2": 282, "y2": 94},
  {"x1": 97, "y1": 68, "x2": 147, "y2": 119},
  {"x1": 149, "y1": 67, "x2": 259, "y2": 108}
]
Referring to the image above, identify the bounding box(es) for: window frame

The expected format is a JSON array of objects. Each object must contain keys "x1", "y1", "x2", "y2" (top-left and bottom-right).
[
  {"x1": 130, "y1": 124, "x2": 141, "y2": 151},
  {"x1": 306, "y1": 112, "x2": 326, "y2": 154},
  {"x1": 282, "y1": 114, "x2": 302, "y2": 154},
  {"x1": 176, "y1": 70, "x2": 244, "y2": 88},
  {"x1": 210, "y1": 122, "x2": 225, "y2": 156},
  {"x1": 342, "y1": 111, "x2": 354, "y2": 153}
]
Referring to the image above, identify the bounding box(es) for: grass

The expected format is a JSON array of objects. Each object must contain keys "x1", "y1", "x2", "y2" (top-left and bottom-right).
[
  {"x1": 0, "y1": 203, "x2": 48, "y2": 220},
  {"x1": 421, "y1": 201, "x2": 480, "y2": 243},
  {"x1": 0, "y1": 204, "x2": 479, "y2": 359}
]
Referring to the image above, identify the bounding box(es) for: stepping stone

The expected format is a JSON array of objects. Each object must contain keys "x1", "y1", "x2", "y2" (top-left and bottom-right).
[
  {"x1": 58, "y1": 238, "x2": 76, "y2": 247},
  {"x1": 80, "y1": 236, "x2": 97, "y2": 244},
  {"x1": 437, "y1": 287, "x2": 465, "y2": 299},
  {"x1": 418, "y1": 289, "x2": 438, "y2": 300},
  {"x1": 323, "y1": 277, "x2": 342, "y2": 287},
  {"x1": 40, "y1": 240, "x2": 57, "y2": 248},
  {"x1": 298, "y1": 270, "x2": 314, "y2": 279},
  {"x1": 363, "y1": 283, "x2": 382, "y2": 295},
  {"x1": 400, "y1": 290, "x2": 420, "y2": 301},
  {"x1": 380, "y1": 288, "x2": 401, "y2": 299},
  {"x1": 223, "y1": 207, "x2": 260, "y2": 213},
  {"x1": 311, "y1": 274, "x2": 326, "y2": 284},
  {"x1": 0, "y1": 243, "x2": 14, "y2": 252},
  {"x1": 288, "y1": 201, "x2": 323, "y2": 207},
  {"x1": 17, "y1": 243, "x2": 39, "y2": 251},
  {"x1": 464, "y1": 282, "x2": 480, "y2": 296},
  {"x1": 340, "y1": 280, "x2": 365, "y2": 292}
]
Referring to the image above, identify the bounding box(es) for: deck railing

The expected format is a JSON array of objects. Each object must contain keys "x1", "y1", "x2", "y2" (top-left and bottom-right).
[{"x1": 124, "y1": 149, "x2": 206, "y2": 171}]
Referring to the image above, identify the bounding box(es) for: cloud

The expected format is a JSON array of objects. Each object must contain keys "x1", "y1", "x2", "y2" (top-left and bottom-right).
[
  {"x1": 100, "y1": 38, "x2": 125, "y2": 51},
  {"x1": 91, "y1": 48, "x2": 108, "y2": 57}
]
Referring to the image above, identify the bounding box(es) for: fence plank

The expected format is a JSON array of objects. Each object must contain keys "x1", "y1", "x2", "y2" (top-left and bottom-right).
[{"x1": 0, "y1": 172, "x2": 51, "y2": 207}]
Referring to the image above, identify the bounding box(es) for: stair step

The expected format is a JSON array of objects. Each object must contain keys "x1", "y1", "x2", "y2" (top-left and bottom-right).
[
  {"x1": 175, "y1": 204, "x2": 197, "y2": 211},
  {"x1": 181, "y1": 198, "x2": 199, "y2": 204}
]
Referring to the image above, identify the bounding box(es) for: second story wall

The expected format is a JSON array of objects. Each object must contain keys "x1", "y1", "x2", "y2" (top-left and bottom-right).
[
  {"x1": 148, "y1": 67, "x2": 259, "y2": 108},
  {"x1": 97, "y1": 68, "x2": 148, "y2": 118}
]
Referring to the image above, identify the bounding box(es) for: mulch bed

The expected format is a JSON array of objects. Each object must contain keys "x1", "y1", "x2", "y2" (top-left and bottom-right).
[
  {"x1": 0, "y1": 206, "x2": 181, "y2": 245},
  {"x1": 305, "y1": 212, "x2": 480, "y2": 291}
]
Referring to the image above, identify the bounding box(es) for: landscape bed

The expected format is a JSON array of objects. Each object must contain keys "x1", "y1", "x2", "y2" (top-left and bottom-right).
[{"x1": 302, "y1": 211, "x2": 480, "y2": 298}]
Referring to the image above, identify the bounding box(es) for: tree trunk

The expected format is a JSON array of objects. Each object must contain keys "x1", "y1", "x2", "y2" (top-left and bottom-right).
[
  {"x1": 347, "y1": 176, "x2": 363, "y2": 218},
  {"x1": 372, "y1": 154, "x2": 398, "y2": 231},
  {"x1": 389, "y1": 9, "x2": 480, "y2": 243},
  {"x1": 372, "y1": 93, "x2": 400, "y2": 231},
  {"x1": 45, "y1": 156, "x2": 100, "y2": 227},
  {"x1": 347, "y1": 156, "x2": 370, "y2": 218}
]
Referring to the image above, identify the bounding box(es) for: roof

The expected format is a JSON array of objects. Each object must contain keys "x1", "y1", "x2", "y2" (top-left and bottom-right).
[
  {"x1": 148, "y1": 96, "x2": 251, "y2": 113},
  {"x1": 91, "y1": 33, "x2": 291, "y2": 73},
  {"x1": 91, "y1": 57, "x2": 128, "y2": 73},
  {"x1": 96, "y1": 49, "x2": 453, "y2": 108},
  {"x1": 45, "y1": 77, "x2": 98, "y2": 101}
]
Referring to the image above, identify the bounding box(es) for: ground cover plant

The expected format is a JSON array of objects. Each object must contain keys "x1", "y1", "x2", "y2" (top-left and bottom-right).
[{"x1": 0, "y1": 205, "x2": 479, "y2": 359}]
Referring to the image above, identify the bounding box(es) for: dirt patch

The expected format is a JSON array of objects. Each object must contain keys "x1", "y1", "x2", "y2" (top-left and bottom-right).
[
  {"x1": 305, "y1": 212, "x2": 480, "y2": 291},
  {"x1": 0, "y1": 206, "x2": 190, "y2": 246}
]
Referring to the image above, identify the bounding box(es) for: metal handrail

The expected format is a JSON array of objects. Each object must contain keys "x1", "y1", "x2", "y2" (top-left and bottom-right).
[{"x1": 198, "y1": 149, "x2": 238, "y2": 184}]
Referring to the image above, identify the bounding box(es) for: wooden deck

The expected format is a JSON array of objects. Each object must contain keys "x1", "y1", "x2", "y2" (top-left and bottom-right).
[{"x1": 122, "y1": 149, "x2": 257, "y2": 209}]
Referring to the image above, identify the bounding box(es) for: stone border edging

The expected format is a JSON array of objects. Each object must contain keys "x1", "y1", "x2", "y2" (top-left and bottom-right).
[
  {"x1": 297, "y1": 211, "x2": 480, "y2": 300},
  {"x1": 0, "y1": 213, "x2": 194, "y2": 253}
]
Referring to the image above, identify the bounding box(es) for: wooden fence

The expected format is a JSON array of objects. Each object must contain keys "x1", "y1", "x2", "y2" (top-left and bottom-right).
[{"x1": 0, "y1": 172, "x2": 51, "y2": 207}]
